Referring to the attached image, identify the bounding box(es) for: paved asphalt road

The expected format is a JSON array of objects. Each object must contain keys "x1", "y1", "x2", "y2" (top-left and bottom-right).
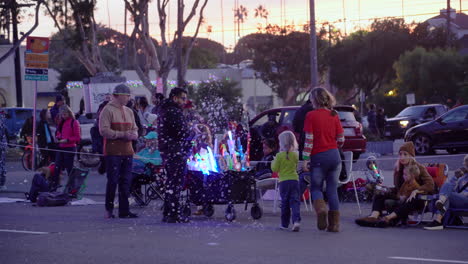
[
  {"x1": 0, "y1": 195, "x2": 467, "y2": 264},
  {"x1": 0, "y1": 149, "x2": 467, "y2": 264}
]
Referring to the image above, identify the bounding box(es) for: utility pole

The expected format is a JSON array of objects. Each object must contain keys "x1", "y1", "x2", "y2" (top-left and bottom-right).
[
  {"x1": 447, "y1": 0, "x2": 451, "y2": 47},
  {"x1": 309, "y1": 0, "x2": 318, "y2": 87},
  {"x1": 221, "y1": 0, "x2": 225, "y2": 63},
  {"x1": 11, "y1": 0, "x2": 23, "y2": 107},
  {"x1": 123, "y1": 5, "x2": 127, "y2": 70},
  {"x1": 342, "y1": 0, "x2": 347, "y2": 36},
  {"x1": 176, "y1": 0, "x2": 184, "y2": 87}
]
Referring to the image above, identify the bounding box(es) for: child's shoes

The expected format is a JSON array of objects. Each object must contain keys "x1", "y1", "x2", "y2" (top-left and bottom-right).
[{"x1": 292, "y1": 222, "x2": 300, "y2": 232}]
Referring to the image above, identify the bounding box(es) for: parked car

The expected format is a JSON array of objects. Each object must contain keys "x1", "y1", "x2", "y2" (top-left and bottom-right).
[
  {"x1": 1, "y1": 107, "x2": 41, "y2": 142},
  {"x1": 404, "y1": 105, "x2": 468, "y2": 155},
  {"x1": 384, "y1": 104, "x2": 447, "y2": 139},
  {"x1": 248, "y1": 105, "x2": 366, "y2": 161}
]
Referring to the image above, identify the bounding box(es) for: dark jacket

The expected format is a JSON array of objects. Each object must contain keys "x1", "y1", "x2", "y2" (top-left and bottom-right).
[
  {"x1": 158, "y1": 99, "x2": 191, "y2": 155},
  {"x1": 255, "y1": 151, "x2": 277, "y2": 174},
  {"x1": 376, "y1": 113, "x2": 386, "y2": 129},
  {"x1": 292, "y1": 100, "x2": 314, "y2": 156},
  {"x1": 36, "y1": 120, "x2": 54, "y2": 148},
  {"x1": 368, "y1": 110, "x2": 377, "y2": 129}
]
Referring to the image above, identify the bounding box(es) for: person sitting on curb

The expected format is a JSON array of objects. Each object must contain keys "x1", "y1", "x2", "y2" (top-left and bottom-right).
[
  {"x1": 424, "y1": 154, "x2": 468, "y2": 230},
  {"x1": 355, "y1": 142, "x2": 434, "y2": 227}
]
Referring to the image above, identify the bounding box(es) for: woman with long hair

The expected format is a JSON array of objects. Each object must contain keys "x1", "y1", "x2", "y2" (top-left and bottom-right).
[
  {"x1": 303, "y1": 87, "x2": 344, "y2": 232},
  {"x1": 356, "y1": 142, "x2": 434, "y2": 227},
  {"x1": 50, "y1": 105, "x2": 81, "y2": 189}
]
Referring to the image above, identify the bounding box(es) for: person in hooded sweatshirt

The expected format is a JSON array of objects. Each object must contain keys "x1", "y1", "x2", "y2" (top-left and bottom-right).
[{"x1": 99, "y1": 84, "x2": 139, "y2": 219}]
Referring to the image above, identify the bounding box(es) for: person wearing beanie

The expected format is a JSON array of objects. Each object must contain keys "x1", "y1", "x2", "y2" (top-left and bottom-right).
[
  {"x1": 99, "y1": 84, "x2": 139, "y2": 219},
  {"x1": 356, "y1": 140, "x2": 434, "y2": 227}
]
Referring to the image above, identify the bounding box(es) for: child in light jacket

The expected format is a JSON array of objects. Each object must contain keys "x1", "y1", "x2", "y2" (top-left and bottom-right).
[{"x1": 271, "y1": 130, "x2": 301, "y2": 232}]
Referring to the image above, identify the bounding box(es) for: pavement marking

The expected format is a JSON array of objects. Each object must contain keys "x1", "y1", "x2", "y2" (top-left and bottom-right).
[
  {"x1": 206, "y1": 242, "x2": 219, "y2": 246},
  {"x1": 0, "y1": 229, "x2": 49, "y2": 235},
  {"x1": 389, "y1": 257, "x2": 468, "y2": 263}
]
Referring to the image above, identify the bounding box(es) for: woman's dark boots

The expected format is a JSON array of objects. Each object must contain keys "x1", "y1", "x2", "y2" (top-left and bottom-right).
[
  {"x1": 327, "y1": 210, "x2": 340, "y2": 232},
  {"x1": 313, "y1": 199, "x2": 328, "y2": 230}
]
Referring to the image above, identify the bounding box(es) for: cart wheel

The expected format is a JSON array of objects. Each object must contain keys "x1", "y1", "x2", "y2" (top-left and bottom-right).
[
  {"x1": 181, "y1": 205, "x2": 191, "y2": 220},
  {"x1": 203, "y1": 204, "x2": 214, "y2": 217},
  {"x1": 225, "y1": 205, "x2": 236, "y2": 222},
  {"x1": 250, "y1": 204, "x2": 263, "y2": 220}
]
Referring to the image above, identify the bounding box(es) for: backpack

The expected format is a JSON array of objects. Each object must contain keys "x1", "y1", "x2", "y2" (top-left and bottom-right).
[
  {"x1": 36, "y1": 192, "x2": 70, "y2": 207},
  {"x1": 27, "y1": 173, "x2": 50, "y2": 202}
]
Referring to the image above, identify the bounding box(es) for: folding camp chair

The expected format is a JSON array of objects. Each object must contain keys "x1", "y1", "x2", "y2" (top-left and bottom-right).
[
  {"x1": 443, "y1": 208, "x2": 468, "y2": 229},
  {"x1": 407, "y1": 163, "x2": 448, "y2": 226},
  {"x1": 340, "y1": 151, "x2": 362, "y2": 215},
  {"x1": 63, "y1": 167, "x2": 90, "y2": 200}
]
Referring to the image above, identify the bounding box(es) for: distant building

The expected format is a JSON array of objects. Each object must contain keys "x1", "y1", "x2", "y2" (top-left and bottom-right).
[
  {"x1": 66, "y1": 68, "x2": 281, "y2": 117},
  {"x1": 0, "y1": 43, "x2": 61, "y2": 109},
  {"x1": 426, "y1": 8, "x2": 468, "y2": 54}
]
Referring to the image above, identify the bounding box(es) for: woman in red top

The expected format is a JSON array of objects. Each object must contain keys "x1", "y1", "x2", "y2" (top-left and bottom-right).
[
  {"x1": 51, "y1": 105, "x2": 81, "y2": 189},
  {"x1": 303, "y1": 87, "x2": 344, "y2": 232}
]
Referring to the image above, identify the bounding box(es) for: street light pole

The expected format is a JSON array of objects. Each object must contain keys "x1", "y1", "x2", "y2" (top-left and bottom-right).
[
  {"x1": 447, "y1": 0, "x2": 451, "y2": 47},
  {"x1": 11, "y1": 0, "x2": 23, "y2": 107},
  {"x1": 309, "y1": 0, "x2": 318, "y2": 87}
]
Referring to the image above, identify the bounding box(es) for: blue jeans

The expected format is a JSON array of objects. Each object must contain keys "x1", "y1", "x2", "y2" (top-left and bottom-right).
[
  {"x1": 309, "y1": 149, "x2": 342, "y2": 211},
  {"x1": 279, "y1": 180, "x2": 301, "y2": 228},
  {"x1": 438, "y1": 176, "x2": 468, "y2": 212},
  {"x1": 105, "y1": 155, "x2": 133, "y2": 215}
]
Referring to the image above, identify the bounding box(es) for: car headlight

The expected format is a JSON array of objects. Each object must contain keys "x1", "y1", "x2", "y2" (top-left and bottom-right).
[{"x1": 399, "y1": 120, "x2": 409, "y2": 128}]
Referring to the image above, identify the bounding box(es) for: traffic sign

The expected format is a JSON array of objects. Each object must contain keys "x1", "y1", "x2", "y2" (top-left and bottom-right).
[
  {"x1": 25, "y1": 68, "x2": 48, "y2": 75},
  {"x1": 25, "y1": 62, "x2": 48, "y2": 69},
  {"x1": 26, "y1": 37, "x2": 49, "y2": 54},
  {"x1": 25, "y1": 36, "x2": 49, "y2": 82},
  {"x1": 25, "y1": 53, "x2": 49, "y2": 62},
  {"x1": 25, "y1": 75, "x2": 48, "y2": 81}
]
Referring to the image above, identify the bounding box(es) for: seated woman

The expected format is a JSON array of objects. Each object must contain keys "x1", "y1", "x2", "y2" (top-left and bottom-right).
[
  {"x1": 355, "y1": 142, "x2": 435, "y2": 227},
  {"x1": 425, "y1": 154, "x2": 468, "y2": 230}
]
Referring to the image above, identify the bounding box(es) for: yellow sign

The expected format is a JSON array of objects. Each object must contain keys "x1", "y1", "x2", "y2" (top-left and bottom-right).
[
  {"x1": 25, "y1": 53, "x2": 49, "y2": 63},
  {"x1": 25, "y1": 62, "x2": 49, "y2": 68}
]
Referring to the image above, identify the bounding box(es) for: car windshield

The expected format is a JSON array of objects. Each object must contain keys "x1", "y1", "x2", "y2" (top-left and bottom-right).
[
  {"x1": 338, "y1": 111, "x2": 356, "y2": 121},
  {"x1": 396, "y1": 106, "x2": 426, "y2": 117}
]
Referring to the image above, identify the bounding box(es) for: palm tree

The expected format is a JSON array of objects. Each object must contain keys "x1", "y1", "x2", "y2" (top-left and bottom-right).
[
  {"x1": 234, "y1": 5, "x2": 248, "y2": 37},
  {"x1": 254, "y1": 5, "x2": 269, "y2": 27}
]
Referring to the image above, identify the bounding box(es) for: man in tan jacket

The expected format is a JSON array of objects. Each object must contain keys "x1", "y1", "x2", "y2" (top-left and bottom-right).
[{"x1": 99, "y1": 84, "x2": 138, "y2": 219}]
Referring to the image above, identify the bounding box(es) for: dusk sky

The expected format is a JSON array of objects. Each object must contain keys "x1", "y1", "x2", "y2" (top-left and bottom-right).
[{"x1": 18, "y1": 0, "x2": 466, "y2": 49}]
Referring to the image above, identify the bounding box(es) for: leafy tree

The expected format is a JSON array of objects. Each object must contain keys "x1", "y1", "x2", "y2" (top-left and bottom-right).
[
  {"x1": 186, "y1": 47, "x2": 218, "y2": 69},
  {"x1": 239, "y1": 27, "x2": 328, "y2": 105},
  {"x1": 328, "y1": 19, "x2": 414, "y2": 103},
  {"x1": 410, "y1": 22, "x2": 457, "y2": 50},
  {"x1": 191, "y1": 79, "x2": 243, "y2": 133},
  {"x1": 234, "y1": 5, "x2": 248, "y2": 37},
  {"x1": 393, "y1": 47, "x2": 467, "y2": 104},
  {"x1": 178, "y1": 36, "x2": 224, "y2": 68},
  {"x1": 254, "y1": 5, "x2": 269, "y2": 29},
  {"x1": 44, "y1": 0, "x2": 110, "y2": 75},
  {"x1": 48, "y1": 26, "x2": 122, "y2": 95}
]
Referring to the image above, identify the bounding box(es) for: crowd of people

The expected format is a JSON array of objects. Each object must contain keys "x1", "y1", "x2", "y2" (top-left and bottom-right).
[{"x1": 0, "y1": 83, "x2": 466, "y2": 232}]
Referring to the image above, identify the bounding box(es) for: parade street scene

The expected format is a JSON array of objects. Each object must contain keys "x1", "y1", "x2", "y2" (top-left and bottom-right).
[{"x1": 0, "y1": 0, "x2": 467, "y2": 263}]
